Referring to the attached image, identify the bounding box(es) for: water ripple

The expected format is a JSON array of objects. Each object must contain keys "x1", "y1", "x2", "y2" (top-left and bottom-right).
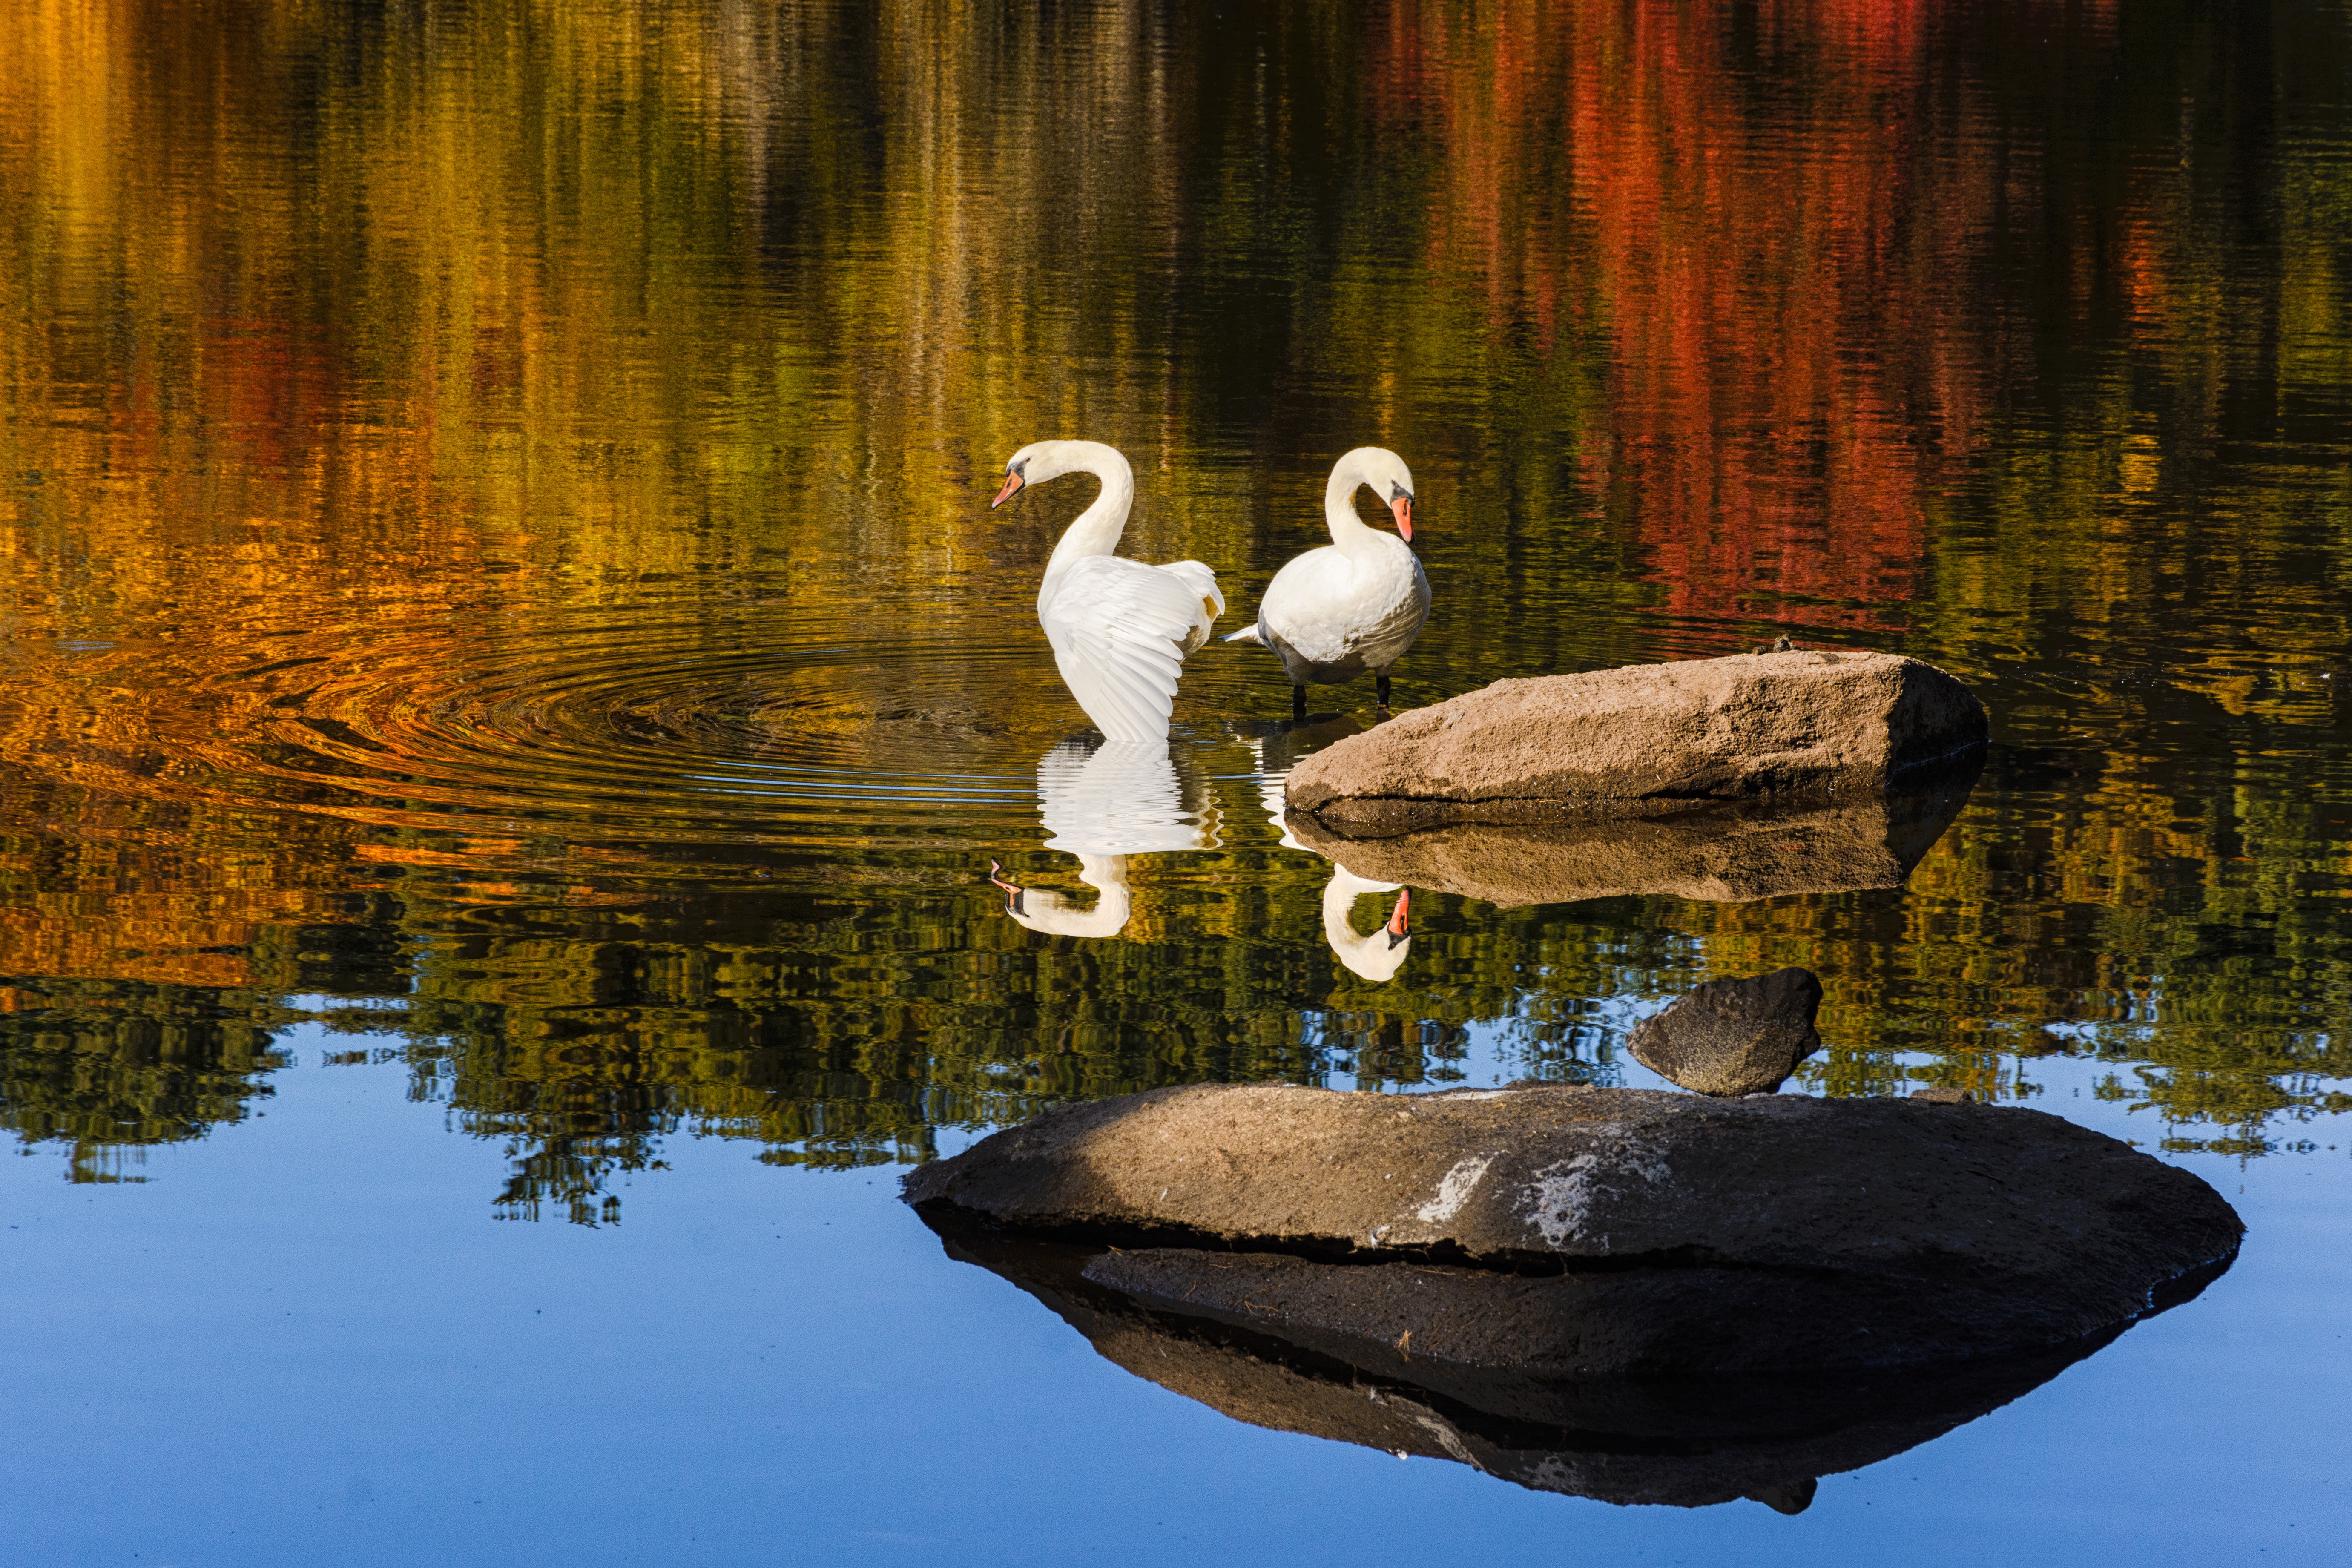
[{"x1": 17, "y1": 595, "x2": 1057, "y2": 856}]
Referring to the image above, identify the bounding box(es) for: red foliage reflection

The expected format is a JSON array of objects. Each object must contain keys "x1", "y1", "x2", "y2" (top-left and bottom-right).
[{"x1": 1376, "y1": 0, "x2": 2116, "y2": 636}]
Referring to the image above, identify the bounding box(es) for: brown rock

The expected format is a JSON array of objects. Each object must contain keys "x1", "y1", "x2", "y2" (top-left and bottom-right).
[
  {"x1": 900, "y1": 1081, "x2": 2242, "y2": 1372},
  {"x1": 1282, "y1": 763, "x2": 1976, "y2": 907},
  {"x1": 1626, "y1": 968, "x2": 1824, "y2": 1097},
  {"x1": 1284, "y1": 649, "x2": 1987, "y2": 832}
]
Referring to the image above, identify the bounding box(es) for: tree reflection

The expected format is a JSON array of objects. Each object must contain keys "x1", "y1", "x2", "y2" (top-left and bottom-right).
[{"x1": 0, "y1": 0, "x2": 2346, "y2": 1203}]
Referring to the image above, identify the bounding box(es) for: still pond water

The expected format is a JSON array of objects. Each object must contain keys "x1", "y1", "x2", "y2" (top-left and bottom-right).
[{"x1": 3, "y1": 0, "x2": 2349, "y2": 1561}]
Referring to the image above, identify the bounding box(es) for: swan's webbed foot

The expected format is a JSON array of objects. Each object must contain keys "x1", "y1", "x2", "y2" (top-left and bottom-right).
[
  {"x1": 988, "y1": 858, "x2": 1025, "y2": 916},
  {"x1": 1375, "y1": 672, "x2": 1392, "y2": 712},
  {"x1": 1291, "y1": 684, "x2": 1307, "y2": 721}
]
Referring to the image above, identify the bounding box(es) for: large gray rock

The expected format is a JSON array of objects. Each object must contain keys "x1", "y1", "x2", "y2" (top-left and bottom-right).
[
  {"x1": 923, "y1": 1212, "x2": 2201, "y2": 1510},
  {"x1": 1284, "y1": 649, "x2": 1987, "y2": 832},
  {"x1": 1627, "y1": 968, "x2": 1824, "y2": 1096},
  {"x1": 901, "y1": 1082, "x2": 2241, "y2": 1373},
  {"x1": 1283, "y1": 764, "x2": 1977, "y2": 907}
]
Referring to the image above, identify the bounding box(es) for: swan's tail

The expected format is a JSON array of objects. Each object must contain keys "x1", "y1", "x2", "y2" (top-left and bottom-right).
[{"x1": 1223, "y1": 622, "x2": 1265, "y2": 645}]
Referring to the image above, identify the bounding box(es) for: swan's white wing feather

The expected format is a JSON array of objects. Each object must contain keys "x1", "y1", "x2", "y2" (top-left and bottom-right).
[{"x1": 1041, "y1": 555, "x2": 1221, "y2": 743}]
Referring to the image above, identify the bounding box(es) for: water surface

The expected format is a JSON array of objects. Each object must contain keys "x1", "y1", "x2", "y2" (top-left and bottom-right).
[{"x1": 3, "y1": 0, "x2": 2349, "y2": 1559}]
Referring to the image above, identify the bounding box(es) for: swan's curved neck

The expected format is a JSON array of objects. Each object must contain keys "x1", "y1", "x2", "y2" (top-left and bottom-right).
[
  {"x1": 1041, "y1": 443, "x2": 1136, "y2": 588},
  {"x1": 1323, "y1": 457, "x2": 1383, "y2": 554},
  {"x1": 1321, "y1": 874, "x2": 1373, "y2": 957},
  {"x1": 1014, "y1": 853, "x2": 1133, "y2": 938},
  {"x1": 1321, "y1": 871, "x2": 1399, "y2": 955},
  {"x1": 1326, "y1": 870, "x2": 1392, "y2": 982}
]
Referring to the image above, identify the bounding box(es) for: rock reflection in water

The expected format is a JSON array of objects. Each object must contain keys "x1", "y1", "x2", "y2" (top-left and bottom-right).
[
  {"x1": 1285, "y1": 756, "x2": 1982, "y2": 909},
  {"x1": 923, "y1": 1209, "x2": 2214, "y2": 1512},
  {"x1": 989, "y1": 739, "x2": 1218, "y2": 940},
  {"x1": 1238, "y1": 714, "x2": 1367, "y2": 852}
]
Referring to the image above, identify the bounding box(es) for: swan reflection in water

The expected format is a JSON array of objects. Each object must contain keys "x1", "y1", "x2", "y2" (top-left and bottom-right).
[
  {"x1": 1321, "y1": 867, "x2": 1411, "y2": 983},
  {"x1": 1242, "y1": 716, "x2": 1413, "y2": 983},
  {"x1": 988, "y1": 738, "x2": 1218, "y2": 939}
]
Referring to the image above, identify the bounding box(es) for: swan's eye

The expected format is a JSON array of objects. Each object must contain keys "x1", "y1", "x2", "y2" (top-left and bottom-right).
[{"x1": 1390, "y1": 482, "x2": 1411, "y2": 501}]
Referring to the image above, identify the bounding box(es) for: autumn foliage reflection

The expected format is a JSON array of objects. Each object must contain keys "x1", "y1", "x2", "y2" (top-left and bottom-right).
[
  {"x1": 0, "y1": 0, "x2": 2346, "y2": 1206},
  {"x1": 1375, "y1": 0, "x2": 2081, "y2": 632}
]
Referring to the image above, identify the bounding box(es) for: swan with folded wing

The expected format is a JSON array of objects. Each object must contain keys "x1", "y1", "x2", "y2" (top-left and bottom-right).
[{"x1": 1226, "y1": 446, "x2": 1427, "y2": 718}]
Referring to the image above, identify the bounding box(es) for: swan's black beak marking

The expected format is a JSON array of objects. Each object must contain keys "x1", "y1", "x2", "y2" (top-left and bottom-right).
[{"x1": 988, "y1": 859, "x2": 1025, "y2": 915}]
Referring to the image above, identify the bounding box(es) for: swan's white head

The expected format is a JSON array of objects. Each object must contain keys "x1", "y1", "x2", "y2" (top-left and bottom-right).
[
  {"x1": 992, "y1": 439, "x2": 1127, "y2": 508},
  {"x1": 1337, "y1": 446, "x2": 1417, "y2": 540}
]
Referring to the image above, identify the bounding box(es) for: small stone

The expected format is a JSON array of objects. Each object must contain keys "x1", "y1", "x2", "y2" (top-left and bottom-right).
[
  {"x1": 1627, "y1": 968, "x2": 1824, "y2": 1097},
  {"x1": 1911, "y1": 1086, "x2": 1974, "y2": 1103}
]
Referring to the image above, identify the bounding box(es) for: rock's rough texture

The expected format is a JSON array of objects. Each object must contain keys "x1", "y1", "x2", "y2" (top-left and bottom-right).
[
  {"x1": 901, "y1": 1082, "x2": 2242, "y2": 1373},
  {"x1": 1284, "y1": 649, "x2": 1987, "y2": 831},
  {"x1": 925, "y1": 1213, "x2": 2179, "y2": 1510},
  {"x1": 1626, "y1": 968, "x2": 1824, "y2": 1096},
  {"x1": 1283, "y1": 765, "x2": 1976, "y2": 907}
]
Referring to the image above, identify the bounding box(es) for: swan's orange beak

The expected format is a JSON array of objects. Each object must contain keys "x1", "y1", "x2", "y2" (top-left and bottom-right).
[
  {"x1": 991, "y1": 472, "x2": 1025, "y2": 508},
  {"x1": 1389, "y1": 494, "x2": 1413, "y2": 542},
  {"x1": 1386, "y1": 888, "x2": 1410, "y2": 946}
]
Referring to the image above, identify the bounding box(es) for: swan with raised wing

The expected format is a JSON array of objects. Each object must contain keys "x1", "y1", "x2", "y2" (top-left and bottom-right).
[
  {"x1": 1226, "y1": 446, "x2": 1427, "y2": 718},
  {"x1": 992, "y1": 440, "x2": 1224, "y2": 744}
]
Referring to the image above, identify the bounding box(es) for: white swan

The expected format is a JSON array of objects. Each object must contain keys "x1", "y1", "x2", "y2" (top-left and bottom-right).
[
  {"x1": 1226, "y1": 446, "x2": 1427, "y2": 718},
  {"x1": 1323, "y1": 867, "x2": 1412, "y2": 983},
  {"x1": 988, "y1": 738, "x2": 1216, "y2": 940},
  {"x1": 992, "y1": 439, "x2": 1224, "y2": 743}
]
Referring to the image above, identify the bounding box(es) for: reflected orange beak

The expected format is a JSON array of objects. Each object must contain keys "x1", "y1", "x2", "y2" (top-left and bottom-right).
[
  {"x1": 1390, "y1": 494, "x2": 1413, "y2": 542},
  {"x1": 989, "y1": 858, "x2": 1025, "y2": 914},
  {"x1": 991, "y1": 473, "x2": 1025, "y2": 508},
  {"x1": 1386, "y1": 888, "x2": 1410, "y2": 945}
]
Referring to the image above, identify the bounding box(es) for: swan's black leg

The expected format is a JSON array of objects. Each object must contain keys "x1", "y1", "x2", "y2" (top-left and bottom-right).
[
  {"x1": 1291, "y1": 683, "x2": 1307, "y2": 721},
  {"x1": 1376, "y1": 672, "x2": 1391, "y2": 710}
]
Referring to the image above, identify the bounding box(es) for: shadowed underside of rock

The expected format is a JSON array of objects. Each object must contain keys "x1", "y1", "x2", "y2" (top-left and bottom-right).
[
  {"x1": 900, "y1": 1082, "x2": 2242, "y2": 1373},
  {"x1": 1626, "y1": 968, "x2": 1824, "y2": 1096},
  {"x1": 1284, "y1": 649, "x2": 1987, "y2": 832},
  {"x1": 925, "y1": 1213, "x2": 2173, "y2": 1511},
  {"x1": 1282, "y1": 761, "x2": 1979, "y2": 907}
]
